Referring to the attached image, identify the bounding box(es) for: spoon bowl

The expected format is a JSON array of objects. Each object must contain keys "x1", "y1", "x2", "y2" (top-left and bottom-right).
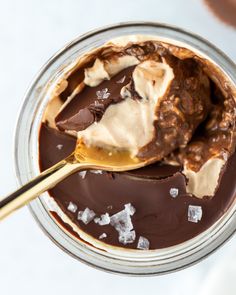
[
  {"x1": 0, "y1": 141, "x2": 150, "y2": 221},
  {"x1": 74, "y1": 140, "x2": 149, "y2": 170}
]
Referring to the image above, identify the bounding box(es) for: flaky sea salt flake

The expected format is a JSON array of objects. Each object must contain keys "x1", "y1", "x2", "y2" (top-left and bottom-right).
[
  {"x1": 94, "y1": 217, "x2": 100, "y2": 224},
  {"x1": 124, "y1": 203, "x2": 136, "y2": 215},
  {"x1": 119, "y1": 230, "x2": 136, "y2": 245},
  {"x1": 137, "y1": 236, "x2": 150, "y2": 250},
  {"x1": 169, "y1": 188, "x2": 179, "y2": 198},
  {"x1": 56, "y1": 144, "x2": 63, "y2": 150},
  {"x1": 77, "y1": 211, "x2": 83, "y2": 220},
  {"x1": 110, "y1": 205, "x2": 137, "y2": 245},
  {"x1": 67, "y1": 202, "x2": 77, "y2": 213},
  {"x1": 110, "y1": 210, "x2": 133, "y2": 234},
  {"x1": 188, "y1": 205, "x2": 202, "y2": 223},
  {"x1": 96, "y1": 88, "x2": 110, "y2": 99},
  {"x1": 78, "y1": 208, "x2": 96, "y2": 224},
  {"x1": 99, "y1": 233, "x2": 107, "y2": 240},
  {"x1": 79, "y1": 170, "x2": 87, "y2": 179},
  {"x1": 97, "y1": 213, "x2": 110, "y2": 225},
  {"x1": 90, "y1": 169, "x2": 103, "y2": 175}
]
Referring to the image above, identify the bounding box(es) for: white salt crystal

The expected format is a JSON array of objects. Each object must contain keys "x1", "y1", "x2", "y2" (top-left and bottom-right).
[
  {"x1": 77, "y1": 211, "x2": 83, "y2": 220},
  {"x1": 137, "y1": 236, "x2": 150, "y2": 250},
  {"x1": 110, "y1": 210, "x2": 133, "y2": 234},
  {"x1": 99, "y1": 233, "x2": 107, "y2": 240},
  {"x1": 188, "y1": 205, "x2": 203, "y2": 223},
  {"x1": 110, "y1": 203, "x2": 136, "y2": 245},
  {"x1": 96, "y1": 88, "x2": 110, "y2": 99},
  {"x1": 95, "y1": 213, "x2": 110, "y2": 225},
  {"x1": 77, "y1": 208, "x2": 96, "y2": 224},
  {"x1": 94, "y1": 217, "x2": 100, "y2": 224},
  {"x1": 170, "y1": 188, "x2": 179, "y2": 198},
  {"x1": 119, "y1": 230, "x2": 136, "y2": 245},
  {"x1": 116, "y1": 75, "x2": 126, "y2": 84},
  {"x1": 56, "y1": 144, "x2": 63, "y2": 150},
  {"x1": 67, "y1": 202, "x2": 77, "y2": 213},
  {"x1": 79, "y1": 170, "x2": 87, "y2": 179},
  {"x1": 125, "y1": 203, "x2": 136, "y2": 216},
  {"x1": 90, "y1": 170, "x2": 103, "y2": 175}
]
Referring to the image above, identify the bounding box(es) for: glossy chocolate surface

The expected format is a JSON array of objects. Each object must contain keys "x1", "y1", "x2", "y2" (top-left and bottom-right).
[
  {"x1": 39, "y1": 39, "x2": 236, "y2": 250},
  {"x1": 39, "y1": 123, "x2": 236, "y2": 249}
]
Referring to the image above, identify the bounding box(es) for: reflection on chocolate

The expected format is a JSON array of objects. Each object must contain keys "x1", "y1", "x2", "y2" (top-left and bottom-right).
[
  {"x1": 205, "y1": 0, "x2": 236, "y2": 28},
  {"x1": 39, "y1": 123, "x2": 236, "y2": 249},
  {"x1": 39, "y1": 37, "x2": 236, "y2": 250}
]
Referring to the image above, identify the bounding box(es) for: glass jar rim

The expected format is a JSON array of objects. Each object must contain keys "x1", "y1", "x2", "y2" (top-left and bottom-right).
[{"x1": 14, "y1": 21, "x2": 236, "y2": 276}]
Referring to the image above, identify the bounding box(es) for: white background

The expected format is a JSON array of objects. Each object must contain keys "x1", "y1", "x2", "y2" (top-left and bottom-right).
[{"x1": 0, "y1": 0, "x2": 236, "y2": 294}]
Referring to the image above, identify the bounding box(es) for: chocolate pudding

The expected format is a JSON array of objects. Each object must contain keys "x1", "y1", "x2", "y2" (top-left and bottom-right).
[{"x1": 39, "y1": 35, "x2": 236, "y2": 251}]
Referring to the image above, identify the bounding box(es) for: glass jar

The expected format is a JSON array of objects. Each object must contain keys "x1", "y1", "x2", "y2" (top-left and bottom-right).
[{"x1": 14, "y1": 22, "x2": 236, "y2": 275}]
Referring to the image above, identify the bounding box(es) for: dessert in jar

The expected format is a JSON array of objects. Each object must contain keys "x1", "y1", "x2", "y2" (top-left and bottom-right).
[{"x1": 39, "y1": 35, "x2": 236, "y2": 252}]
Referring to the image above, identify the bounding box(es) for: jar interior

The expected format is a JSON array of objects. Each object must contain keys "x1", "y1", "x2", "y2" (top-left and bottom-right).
[{"x1": 14, "y1": 23, "x2": 236, "y2": 275}]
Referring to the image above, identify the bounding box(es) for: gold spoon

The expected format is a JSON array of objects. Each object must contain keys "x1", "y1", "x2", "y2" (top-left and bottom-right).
[{"x1": 0, "y1": 141, "x2": 151, "y2": 221}]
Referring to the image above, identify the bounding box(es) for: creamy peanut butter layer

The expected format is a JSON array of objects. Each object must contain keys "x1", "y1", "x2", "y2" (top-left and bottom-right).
[{"x1": 39, "y1": 35, "x2": 236, "y2": 251}]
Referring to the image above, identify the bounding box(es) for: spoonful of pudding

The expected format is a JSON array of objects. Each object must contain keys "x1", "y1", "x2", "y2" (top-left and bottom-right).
[
  {"x1": 0, "y1": 141, "x2": 151, "y2": 221},
  {"x1": 0, "y1": 53, "x2": 211, "y2": 220}
]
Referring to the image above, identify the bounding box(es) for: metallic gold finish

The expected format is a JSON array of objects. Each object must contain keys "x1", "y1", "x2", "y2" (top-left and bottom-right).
[{"x1": 0, "y1": 142, "x2": 149, "y2": 221}]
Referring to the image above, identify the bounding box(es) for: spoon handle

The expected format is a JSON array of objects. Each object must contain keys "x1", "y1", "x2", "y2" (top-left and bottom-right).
[{"x1": 0, "y1": 159, "x2": 88, "y2": 221}]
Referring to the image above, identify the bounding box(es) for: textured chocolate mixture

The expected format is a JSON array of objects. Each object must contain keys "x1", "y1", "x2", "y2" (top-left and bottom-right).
[
  {"x1": 39, "y1": 39, "x2": 236, "y2": 250},
  {"x1": 56, "y1": 43, "x2": 212, "y2": 164}
]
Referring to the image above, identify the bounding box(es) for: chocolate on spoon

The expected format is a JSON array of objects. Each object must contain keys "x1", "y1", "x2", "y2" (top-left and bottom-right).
[
  {"x1": 36, "y1": 35, "x2": 236, "y2": 251},
  {"x1": 2, "y1": 35, "x2": 236, "y2": 254},
  {"x1": 0, "y1": 141, "x2": 151, "y2": 221}
]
